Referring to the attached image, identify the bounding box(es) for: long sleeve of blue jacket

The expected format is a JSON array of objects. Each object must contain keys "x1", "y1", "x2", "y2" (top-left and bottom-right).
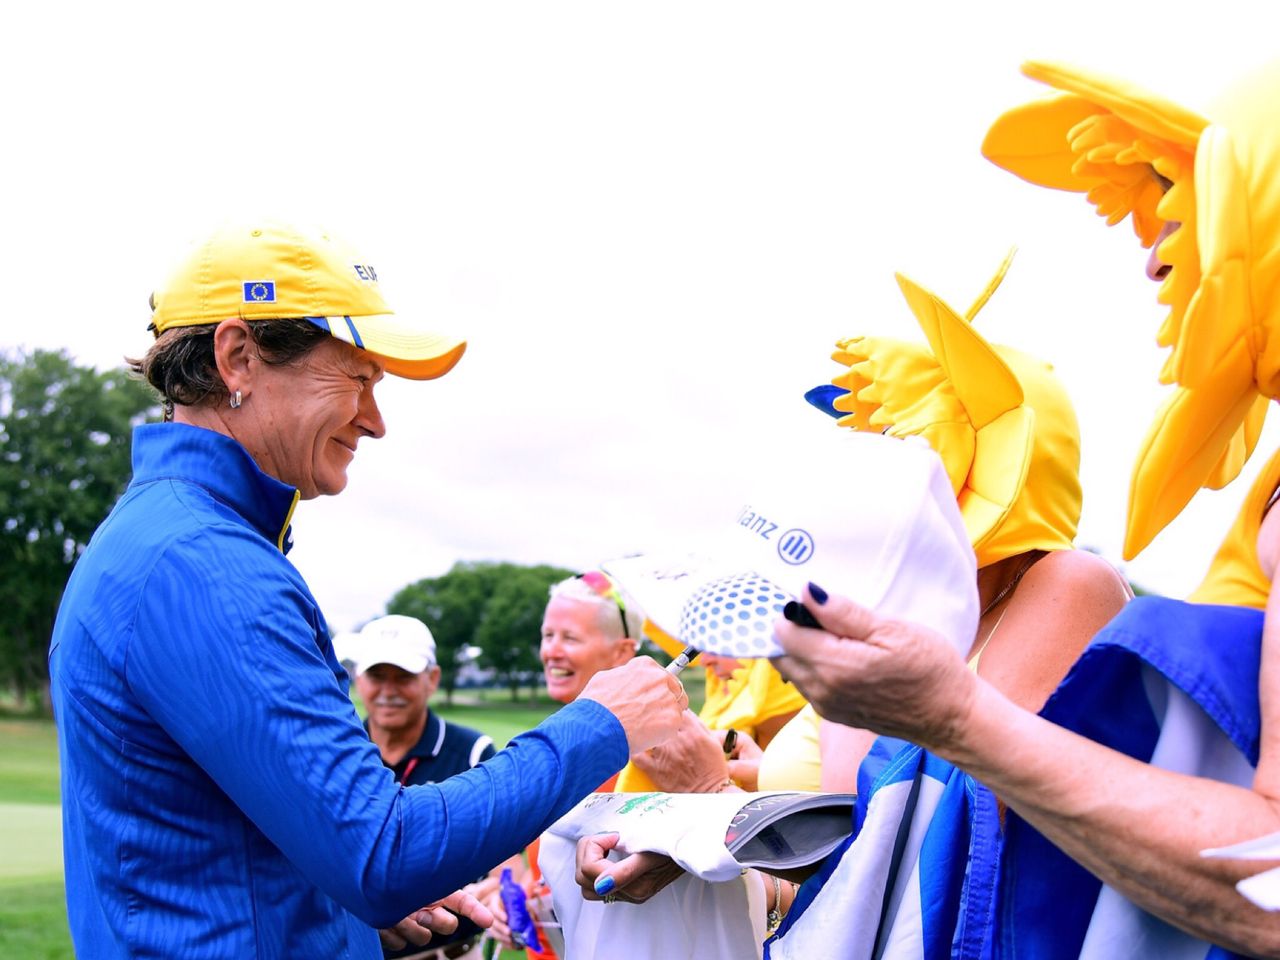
[{"x1": 125, "y1": 524, "x2": 628, "y2": 928}]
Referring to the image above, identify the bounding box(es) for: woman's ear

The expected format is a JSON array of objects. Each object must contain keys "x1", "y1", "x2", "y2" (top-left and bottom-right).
[{"x1": 212, "y1": 319, "x2": 254, "y2": 400}]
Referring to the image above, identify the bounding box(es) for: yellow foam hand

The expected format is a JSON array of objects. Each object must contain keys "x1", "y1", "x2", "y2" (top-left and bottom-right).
[
  {"x1": 1070, "y1": 115, "x2": 1171, "y2": 242},
  {"x1": 979, "y1": 93, "x2": 1102, "y2": 189},
  {"x1": 832, "y1": 336, "x2": 973, "y2": 497},
  {"x1": 983, "y1": 65, "x2": 1200, "y2": 246},
  {"x1": 821, "y1": 257, "x2": 1079, "y2": 567},
  {"x1": 985, "y1": 59, "x2": 1280, "y2": 557}
]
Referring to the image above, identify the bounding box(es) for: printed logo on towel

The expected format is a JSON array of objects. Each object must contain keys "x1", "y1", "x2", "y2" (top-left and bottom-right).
[
  {"x1": 243, "y1": 281, "x2": 276, "y2": 303},
  {"x1": 777, "y1": 528, "x2": 814, "y2": 565},
  {"x1": 353, "y1": 264, "x2": 379, "y2": 282},
  {"x1": 736, "y1": 505, "x2": 778, "y2": 540}
]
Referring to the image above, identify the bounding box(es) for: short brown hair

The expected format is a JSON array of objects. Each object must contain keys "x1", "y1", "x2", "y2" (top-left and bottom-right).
[{"x1": 128, "y1": 319, "x2": 331, "y2": 419}]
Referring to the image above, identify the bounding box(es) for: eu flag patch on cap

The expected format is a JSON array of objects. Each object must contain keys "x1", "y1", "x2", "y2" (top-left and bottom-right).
[{"x1": 244, "y1": 281, "x2": 276, "y2": 303}]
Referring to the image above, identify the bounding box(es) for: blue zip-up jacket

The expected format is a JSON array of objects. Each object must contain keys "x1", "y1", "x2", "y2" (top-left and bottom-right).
[{"x1": 49, "y1": 423, "x2": 628, "y2": 959}]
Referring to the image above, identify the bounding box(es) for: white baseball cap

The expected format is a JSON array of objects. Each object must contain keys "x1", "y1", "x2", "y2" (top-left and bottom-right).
[
  {"x1": 352, "y1": 615, "x2": 438, "y2": 675},
  {"x1": 602, "y1": 431, "x2": 979, "y2": 659}
]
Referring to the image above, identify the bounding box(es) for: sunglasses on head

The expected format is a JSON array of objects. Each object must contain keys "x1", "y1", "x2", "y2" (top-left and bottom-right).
[{"x1": 576, "y1": 571, "x2": 630, "y2": 639}]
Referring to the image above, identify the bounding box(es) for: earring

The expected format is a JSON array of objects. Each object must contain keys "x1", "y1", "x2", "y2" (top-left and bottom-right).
[{"x1": 229, "y1": 389, "x2": 243, "y2": 410}]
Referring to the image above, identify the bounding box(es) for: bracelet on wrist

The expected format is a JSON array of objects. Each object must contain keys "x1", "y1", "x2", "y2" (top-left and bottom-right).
[{"x1": 766, "y1": 874, "x2": 783, "y2": 932}]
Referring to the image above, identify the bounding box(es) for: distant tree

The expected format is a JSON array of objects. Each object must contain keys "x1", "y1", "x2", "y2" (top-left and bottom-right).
[
  {"x1": 388, "y1": 561, "x2": 571, "y2": 703},
  {"x1": 0, "y1": 350, "x2": 160, "y2": 710},
  {"x1": 387, "y1": 561, "x2": 502, "y2": 704},
  {"x1": 475, "y1": 564, "x2": 571, "y2": 701}
]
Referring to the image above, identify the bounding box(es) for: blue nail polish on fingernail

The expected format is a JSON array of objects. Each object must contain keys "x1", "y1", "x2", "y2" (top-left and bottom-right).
[
  {"x1": 594, "y1": 875, "x2": 615, "y2": 895},
  {"x1": 808, "y1": 582, "x2": 829, "y2": 605}
]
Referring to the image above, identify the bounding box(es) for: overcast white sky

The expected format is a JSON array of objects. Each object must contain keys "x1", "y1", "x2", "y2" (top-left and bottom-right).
[{"x1": 6, "y1": 2, "x2": 1280, "y2": 631}]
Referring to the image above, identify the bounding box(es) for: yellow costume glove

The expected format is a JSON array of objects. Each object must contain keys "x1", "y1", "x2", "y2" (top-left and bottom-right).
[{"x1": 821, "y1": 256, "x2": 1081, "y2": 568}]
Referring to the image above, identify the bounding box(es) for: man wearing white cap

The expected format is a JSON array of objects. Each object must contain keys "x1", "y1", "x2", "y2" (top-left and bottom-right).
[
  {"x1": 354, "y1": 615, "x2": 495, "y2": 790},
  {"x1": 354, "y1": 615, "x2": 495, "y2": 960}
]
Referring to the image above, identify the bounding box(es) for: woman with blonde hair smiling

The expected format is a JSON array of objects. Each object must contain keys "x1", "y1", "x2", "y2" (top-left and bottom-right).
[{"x1": 487, "y1": 569, "x2": 657, "y2": 958}]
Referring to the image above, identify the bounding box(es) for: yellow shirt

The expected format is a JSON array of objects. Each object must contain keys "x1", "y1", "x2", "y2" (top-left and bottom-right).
[
  {"x1": 1190, "y1": 445, "x2": 1280, "y2": 609},
  {"x1": 756, "y1": 704, "x2": 823, "y2": 792},
  {"x1": 614, "y1": 761, "x2": 659, "y2": 793},
  {"x1": 699, "y1": 659, "x2": 808, "y2": 739}
]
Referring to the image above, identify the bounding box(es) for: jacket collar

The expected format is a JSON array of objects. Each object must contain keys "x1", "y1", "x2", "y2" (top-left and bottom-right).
[
  {"x1": 362, "y1": 710, "x2": 445, "y2": 763},
  {"x1": 130, "y1": 422, "x2": 301, "y2": 554},
  {"x1": 410, "y1": 710, "x2": 446, "y2": 760}
]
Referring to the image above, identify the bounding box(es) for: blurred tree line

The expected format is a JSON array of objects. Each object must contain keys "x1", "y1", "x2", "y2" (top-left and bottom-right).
[
  {"x1": 387, "y1": 561, "x2": 574, "y2": 703},
  {"x1": 0, "y1": 349, "x2": 159, "y2": 710}
]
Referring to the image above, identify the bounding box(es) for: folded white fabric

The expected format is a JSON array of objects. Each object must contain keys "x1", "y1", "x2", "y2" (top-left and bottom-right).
[
  {"x1": 547, "y1": 792, "x2": 772, "y2": 881},
  {"x1": 538, "y1": 822, "x2": 765, "y2": 960},
  {"x1": 1202, "y1": 829, "x2": 1280, "y2": 911},
  {"x1": 538, "y1": 791, "x2": 863, "y2": 959}
]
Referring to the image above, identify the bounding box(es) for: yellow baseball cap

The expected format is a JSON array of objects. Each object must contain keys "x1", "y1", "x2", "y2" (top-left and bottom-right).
[{"x1": 149, "y1": 221, "x2": 466, "y2": 381}]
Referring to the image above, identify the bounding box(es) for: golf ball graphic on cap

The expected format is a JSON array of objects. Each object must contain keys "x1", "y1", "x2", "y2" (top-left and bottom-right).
[{"x1": 677, "y1": 574, "x2": 789, "y2": 657}]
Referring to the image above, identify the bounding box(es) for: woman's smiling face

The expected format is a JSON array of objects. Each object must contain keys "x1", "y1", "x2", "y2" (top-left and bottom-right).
[
  {"x1": 539, "y1": 596, "x2": 633, "y2": 704},
  {"x1": 240, "y1": 336, "x2": 387, "y2": 499}
]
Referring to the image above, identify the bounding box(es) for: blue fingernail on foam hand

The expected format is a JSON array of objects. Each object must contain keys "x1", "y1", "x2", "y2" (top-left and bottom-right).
[{"x1": 594, "y1": 875, "x2": 616, "y2": 896}]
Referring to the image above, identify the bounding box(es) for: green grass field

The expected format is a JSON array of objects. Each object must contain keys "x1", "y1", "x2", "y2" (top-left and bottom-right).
[
  {"x1": 0, "y1": 719, "x2": 61, "y2": 805},
  {"x1": 0, "y1": 718, "x2": 70, "y2": 958}
]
